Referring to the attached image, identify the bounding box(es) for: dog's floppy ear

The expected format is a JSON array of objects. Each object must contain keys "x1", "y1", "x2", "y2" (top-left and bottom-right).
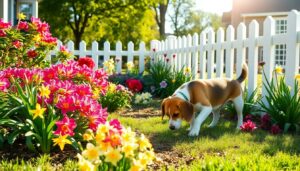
[
  {"x1": 161, "y1": 98, "x2": 168, "y2": 120},
  {"x1": 178, "y1": 100, "x2": 194, "y2": 122}
]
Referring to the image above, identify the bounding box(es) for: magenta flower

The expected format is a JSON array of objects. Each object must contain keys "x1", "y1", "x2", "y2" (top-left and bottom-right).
[
  {"x1": 270, "y1": 124, "x2": 281, "y2": 135},
  {"x1": 116, "y1": 84, "x2": 125, "y2": 91},
  {"x1": 0, "y1": 78, "x2": 10, "y2": 92},
  {"x1": 240, "y1": 120, "x2": 257, "y2": 132},
  {"x1": 244, "y1": 114, "x2": 253, "y2": 122},
  {"x1": 160, "y1": 80, "x2": 168, "y2": 88},
  {"x1": 17, "y1": 21, "x2": 29, "y2": 31},
  {"x1": 56, "y1": 96, "x2": 76, "y2": 114},
  {"x1": 0, "y1": 19, "x2": 11, "y2": 29},
  {"x1": 54, "y1": 116, "x2": 77, "y2": 136},
  {"x1": 0, "y1": 30, "x2": 6, "y2": 37},
  {"x1": 12, "y1": 40, "x2": 23, "y2": 49},
  {"x1": 109, "y1": 119, "x2": 123, "y2": 133}
]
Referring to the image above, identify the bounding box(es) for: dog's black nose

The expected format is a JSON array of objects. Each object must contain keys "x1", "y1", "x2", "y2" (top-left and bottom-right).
[{"x1": 169, "y1": 125, "x2": 175, "y2": 130}]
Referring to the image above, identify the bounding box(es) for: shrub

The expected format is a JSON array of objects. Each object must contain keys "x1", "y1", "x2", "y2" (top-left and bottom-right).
[
  {"x1": 133, "y1": 92, "x2": 152, "y2": 105},
  {"x1": 99, "y1": 83, "x2": 133, "y2": 112},
  {"x1": 0, "y1": 16, "x2": 70, "y2": 69},
  {"x1": 0, "y1": 60, "x2": 109, "y2": 153},
  {"x1": 77, "y1": 120, "x2": 155, "y2": 171},
  {"x1": 144, "y1": 60, "x2": 192, "y2": 98},
  {"x1": 224, "y1": 87, "x2": 261, "y2": 118},
  {"x1": 259, "y1": 75, "x2": 300, "y2": 133}
]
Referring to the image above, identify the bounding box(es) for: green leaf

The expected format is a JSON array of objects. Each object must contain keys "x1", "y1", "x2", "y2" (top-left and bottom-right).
[
  {"x1": 7, "y1": 130, "x2": 21, "y2": 145},
  {"x1": 26, "y1": 136, "x2": 37, "y2": 152},
  {"x1": 283, "y1": 123, "x2": 291, "y2": 133},
  {"x1": 25, "y1": 131, "x2": 34, "y2": 137}
]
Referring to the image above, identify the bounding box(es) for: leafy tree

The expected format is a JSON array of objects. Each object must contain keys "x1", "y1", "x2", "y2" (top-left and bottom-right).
[
  {"x1": 171, "y1": 10, "x2": 223, "y2": 36},
  {"x1": 169, "y1": 0, "x2": 194, "y2": 37},
  {"x1": 39, "y1": 0, "x2": 154, "y2": 48},
  {"x1": 151, "y1": 0, "x2": 171, "y2": 39}
]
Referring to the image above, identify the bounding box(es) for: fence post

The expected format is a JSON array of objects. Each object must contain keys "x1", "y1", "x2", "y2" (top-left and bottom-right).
[
  {"x1": 236, "y1": 23, "x2": 246, "y2": 80},
  {"x1": 67, "y1": 40, "x2": 75, "y2": 59},
  {"x1": 199, "y1": 32, "x2": 206, "y2": 79},
  {"x1": 115, "y1": 41, "x2": 122, "y2": 73},
  {"x1": 262, "y1": 16, "x2": 275, "y2": 101},
  {"x1": 150, "y1": 40, "x2": 158, "y2": 63},
  {"x1": 286, "y1": 10, "x2": 300, "y2": 92},
  {"x1": 248, "y1": 20, "x2": 259, "y2": 94},
  {"x1": 181, "y1": 36, "x2": 187, "y2": 70},
  {"x1": 207, "y1": 29, "x2": 215, "y2": 79},
  {"x1": 103, "y1": 41, "x2": 110, "y2": 66},
  {"x1": 91, "y1": 41, "x2": 99, "y2": 70},
  {"x1": 177, "y1": 37, "x2": 182, "y2": 71},
  {"x1": 139, "y1": 42, "x2": 146, "y2": 73},
  {"x1": 192, "y1": 33, "x2": 199, "y2": 79},
  {"x1": 79, "y1": 41, "x2": 86, "y2": 57},
  {"x1": 186, "y1": 34, "x2": 192, "y2": 70},
  {"x1": 167, "y1": 36, "x2": 176, "y2": 67},
  {"x1": 127, "y1": 41, "x2": 134, "y2": 70},
  {"x1": 216, "y1": 28, "x2": 224, "y2": 78},
  {"x1": 225, "y1": 25, "x2": 235, "y2": 78}
]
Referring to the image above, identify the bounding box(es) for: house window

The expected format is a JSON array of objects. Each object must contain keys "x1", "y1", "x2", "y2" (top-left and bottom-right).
[
  {"x1": 18, "y1": 2, "x2": 33, "y2": 20},
  {"x1": 275, "y1": 19, "x2": 287, "y2": 67}
]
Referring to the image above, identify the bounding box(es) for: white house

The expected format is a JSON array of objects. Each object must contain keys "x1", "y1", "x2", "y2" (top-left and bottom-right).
[{"x1": 0, "y1": 0, "x2": 38, "y2": 24}]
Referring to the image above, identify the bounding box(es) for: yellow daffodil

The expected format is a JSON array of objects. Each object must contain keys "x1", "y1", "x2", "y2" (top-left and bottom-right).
[
  {"x1": 92, "y1": 88, "x2": 100, "y2": 99},
  {"x1": 122, "y1": 143, "x2": 138, "y2": 157},
  {"x1": 95, "y1": 132, "x2": 106, "y2": 145},
  {"x1": 18, "y1": 13, "x2": 26, "y2": 20},
  {"x1": 129, "y1": 160, "x2": 144, "y2": 171},
  {"x1": 184, "y1": 67, "x2": 191, "y2": 74},
  {"x1": 52, "y1": 135, "x2": 72, "y2": 151},
  {"x1": 275, "y1": 66, "x2": 283, "y2": 74},
  {"x1": 30, "y1": 103, "x2": 46, "y2": 119},
  {"x1": 39, "y1": 84, "x2": 51, "y2": 98},
  {"x1": 126, "y1": 61, "x2": 134, "y2": 71},
  {"x1": 104, "y1": 148, "x2": 123, "y2": 166},
  {"x1": 98, "y1": 142, "x2": 112, "y2": 155},
  {"x1": 108, "y1": 83, "x2": 116, "y2": 92},
  {"x1": 96, "y1": 123, "x2": 111, "y2": 135},
  {"x1": 33, "y1": 34, "x2": 41, "y2": 42},
  {"x1": 295, "y1": 74, "x2": 300, "y2": 80},
  {"x1": 83, "y1": 133, "x2": 93, "y2": 141},
  {"x1": 138, "y1": 152, "x2": 153, "y2": 166},
  {"x1": 82, "y1": 143, "x2": 101, "y2": 161},
  {"x1": 138, "y1": 134, "x2": 152, "y2": 151},
  {"x1": 122, "y1": 128, "x2": 136, "y2": 144},
  {"x1": 77, "y1": 154, "x2": 96, "y2": 171},
  {"x1": 103, "y1": 59, "x2": 115, "y2": 75}
]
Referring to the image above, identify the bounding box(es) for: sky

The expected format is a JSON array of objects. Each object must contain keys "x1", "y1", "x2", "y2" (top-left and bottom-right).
[{"x1": 166, "y1": 0, "x2": 233, "y2": 33}]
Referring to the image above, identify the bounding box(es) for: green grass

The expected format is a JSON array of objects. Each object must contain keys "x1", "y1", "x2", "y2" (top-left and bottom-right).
[
  {"x1": 0, "y1": 155, "x2": 77, "y2": 171},
  {"x1": 111, "y1": 113, "x2": 300, "y2": 171}
]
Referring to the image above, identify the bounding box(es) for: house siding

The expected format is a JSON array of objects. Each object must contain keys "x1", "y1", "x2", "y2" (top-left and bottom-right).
[{"x1": 231, "y1": 0, "x2": 300, "y2": 30}]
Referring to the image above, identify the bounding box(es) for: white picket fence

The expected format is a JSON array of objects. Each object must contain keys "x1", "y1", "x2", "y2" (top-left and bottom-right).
[{"x1": 51, "y1": 10, "x2": 300, "y2": 97}]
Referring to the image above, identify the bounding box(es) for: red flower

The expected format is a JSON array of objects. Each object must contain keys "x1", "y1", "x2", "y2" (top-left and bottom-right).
[
  {"x1": 12, "y1": 40, "x2": 23, "y2": 49},
  {"x1": 0, "y1": 19, "x2": 11, "y2": 29},
  {"x1": 173, "y1": 54, "x2": 176, "y2": 58},
  {"x1": 152, "y1": 48, "x2": 156, "y2": 52},
  {"x1": 164, "y1": 53, "x2": 167, "y2": 58},
  {"x1": 109, "y1": 119, "x2": 122, "y2": 133},
  {"x1": 270, "y1": 124, "x2": 281, "y2": 135},
  {"x1": 78, "y1": 57, "x2": 95, "y2": 69},
  {"x1": 240, "y1": 120, "x2": 257, "y2": 132},
  {"x1": 0, "y1": 30, "x2": 6, "y2": 37},
  {"x1": 126, "y1": 78, "x2": 143, "y2": 92},
  {"x1": 260, "y1": 113, "x2": 271, "y2": 130},
  {"x1": 259, "y1": 61, "x2": 266, "y2": 67},
  {"x1": 54, "y1": 116, "x2": 77, "y2": 136},
  {"x1": 17, "y1": 21, "x2": 29, "y2": 31},
  {"x1": 27, "y1": 50, "x2": 38, "y2": 58},
  {"x1": 166, "y1": 58, "x2": 170, "y2": 62}
]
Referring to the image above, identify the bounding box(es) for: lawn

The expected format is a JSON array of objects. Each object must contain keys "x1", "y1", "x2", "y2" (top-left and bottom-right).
[{"x1": 2, "y1": 99, "x2": 299, "y2": 171}]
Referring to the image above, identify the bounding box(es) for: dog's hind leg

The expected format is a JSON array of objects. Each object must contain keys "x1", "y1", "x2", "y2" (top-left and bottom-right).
[
  {"x1": 233, "y1": 94, "x2": 244, "y2": 129},
  {"x1": 208, "y1": 108, "x2": 221, "y2": 128}
]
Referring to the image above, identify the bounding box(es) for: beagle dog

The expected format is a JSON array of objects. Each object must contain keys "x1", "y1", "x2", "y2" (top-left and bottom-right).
[{"x1": 161, "y1": 64, "x2": 248, "y2": 136}]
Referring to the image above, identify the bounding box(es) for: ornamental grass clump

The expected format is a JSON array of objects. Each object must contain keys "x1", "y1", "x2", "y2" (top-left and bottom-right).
[
  {"x1": 259, "y1": 65, "x2": 300, "y2": 133},
  {"x1": 77, "y1": 120, "x2": 155, "y2": 171},
  {"x1": 0, "y1": 15, "x2": 69, "y2": 69},
  {"x1": 0, "y1": 60, "x2": 109, "y2": 153}
]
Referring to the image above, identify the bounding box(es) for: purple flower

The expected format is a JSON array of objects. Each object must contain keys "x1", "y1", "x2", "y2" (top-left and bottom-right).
[
  {"x1": 116, "y1": 84, "x2": 125, "y2": 91},
  {"x1": 160, "y1": 81, "x2": 168, "y2": 88}
]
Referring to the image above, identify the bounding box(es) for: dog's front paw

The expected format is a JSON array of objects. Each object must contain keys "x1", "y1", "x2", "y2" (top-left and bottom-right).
[{"x1": 188, "y1": 128, "x2": 199, "y2": 137}]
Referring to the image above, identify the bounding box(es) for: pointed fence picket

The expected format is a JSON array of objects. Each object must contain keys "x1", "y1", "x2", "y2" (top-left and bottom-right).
[{"x1": 50, "y1": 10, "x2": 300, "y2": 98}]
